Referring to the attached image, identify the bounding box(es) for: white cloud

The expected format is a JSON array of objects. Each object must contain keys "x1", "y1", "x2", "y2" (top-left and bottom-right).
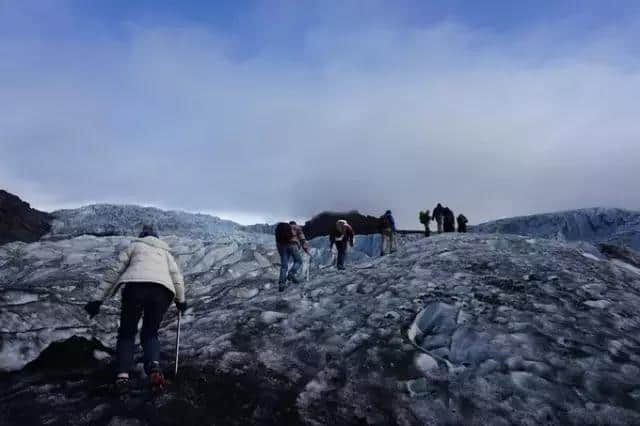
[{"x1": 1, "y1": 6, "x2": 639, "y2": 227}]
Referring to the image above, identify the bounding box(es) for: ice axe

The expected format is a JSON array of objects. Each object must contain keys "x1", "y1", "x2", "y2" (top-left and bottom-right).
[{"x1": 174, "y1": 311, "x2": 181, "y2": 377}]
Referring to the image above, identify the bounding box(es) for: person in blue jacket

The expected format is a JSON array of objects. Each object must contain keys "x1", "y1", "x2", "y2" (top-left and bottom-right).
[{"x1": 380, "y1": 210, "x2": 397, "y2": 256}]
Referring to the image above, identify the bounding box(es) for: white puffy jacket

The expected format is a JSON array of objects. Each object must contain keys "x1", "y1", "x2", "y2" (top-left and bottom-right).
[{"x1": 101, "y1": 236, "x2": 185, "y2": 303}]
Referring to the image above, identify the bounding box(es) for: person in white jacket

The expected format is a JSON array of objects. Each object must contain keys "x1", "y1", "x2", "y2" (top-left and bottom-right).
[{"x1": 84, "y1": 224, "x2": 186, "y2": 392}]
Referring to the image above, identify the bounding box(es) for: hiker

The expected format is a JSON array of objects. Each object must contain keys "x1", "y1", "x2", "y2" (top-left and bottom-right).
[
  {"x1": 457, "y1": 214, "x2": 468, "y2": 233},
  {"x1": 443, "y1": 207, "x2": 456, "y2": 232},
  {"x1": 380, "y1": 210, "x2": 397, "y2": 256},
  {"x1": 275, "y1": 221, "x2": 309, "y2": 291},
  {"x1": 83, "y1": 224, "x2": 186, "y2": 393},
  {"x1": 329, "y1": 219, "x2": 354, "y2": 270},
  {"x1": 432, "y1": 203, "x2": 445, "y2": 233},
  {"x1": 419, "y1": 210, "x2": 431, "y2": 237}
]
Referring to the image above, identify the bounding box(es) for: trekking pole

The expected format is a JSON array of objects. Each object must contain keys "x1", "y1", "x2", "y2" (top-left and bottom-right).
[
  {"x1": 306, "y1": 253, "x2": 311, "y2": 282},
  {"x1": 174, "y1": 311, "x2": 181, "y2": 377}
]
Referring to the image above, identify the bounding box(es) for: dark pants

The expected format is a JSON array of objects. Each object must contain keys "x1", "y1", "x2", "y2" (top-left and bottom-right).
[
  {"x1": 116, "y1": 282, "x2": 173, "y2": 375},
  {"x1": 336, "y1": 240, "x2": 347, "y2": 269},
  {"x1": 424, "y1": 225, "x2": 430, "y2": 237},
  {"x1": 278, "y1": 243, "x2": 303, "y2": 284}
]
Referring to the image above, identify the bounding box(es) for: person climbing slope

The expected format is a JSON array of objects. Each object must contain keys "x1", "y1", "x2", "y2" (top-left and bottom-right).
[
  {"x1": 433, "y1": 203, "x2": 445, "y2": 233},
  {"x1": 380, "y1": 210, "x2": 397, "y2": 256},
  {"x1": 443, "y1": 207, "x2": 456, "y2": 232},
  {"x1": 275, "y1": 221, "x2": 309, "y2": 291},
  {"x1": 419, "y1": 209, "x2": 431, "y2": 237},
  {"x1": 84, "y1": 224, "x2": 187, "y2": 394},
  {"x1": 457, "y1": 214, "x2": 469, "y2": 233},
  {"x1": 330, "y1": 219, "x2": 354, "y2": 270}
]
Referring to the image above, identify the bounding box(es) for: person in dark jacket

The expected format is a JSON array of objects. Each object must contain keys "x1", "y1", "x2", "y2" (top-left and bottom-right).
[
  {"x1": 275, "y1": 221, "x2": 309, "y2": 291},
  {"x1": 457, "y1": 214, "x2": 468, "y2": 233},
  {"x1": 419, "y1": 210, "x2": 431, "y2": 237},
  {"x1": 443, "y1": 207, "x2": 456, "y2": 232},
  {"x1": 432, "y1": 203, "x2": 445, "y2": 233},
  {"x1": 329, "y1": 219, "x2": 354, "y2": 270},
  {"x1": 380, "y1": 210, "x2": 397, "y2": 256},
  {"x1": 84, "y1": 225, "x2": 186, "y2": 393}
]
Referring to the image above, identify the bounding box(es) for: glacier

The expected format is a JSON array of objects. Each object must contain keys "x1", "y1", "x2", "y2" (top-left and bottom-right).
[
  {"x1": 474, "y1": 207, "x2": 640, "y2": 251},
  {"x1": 2, "y1": 203, "x2": 640, "y2": 425}
]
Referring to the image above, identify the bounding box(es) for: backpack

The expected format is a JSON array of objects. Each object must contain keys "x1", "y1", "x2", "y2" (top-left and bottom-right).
[
  {"x1": 275, "y1": 222, "x2": 294, "y2": 244},
  {"x1": 419, "y1": 211, "x2": 426, "y2": 224},
  {"x1": 380, "y1": 214, "x2": 391, "y2": 230}
]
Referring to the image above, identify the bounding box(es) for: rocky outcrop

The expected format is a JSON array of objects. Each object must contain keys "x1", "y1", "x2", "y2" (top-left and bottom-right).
[
  {"x1": 475, "y1": 207, "x2": 640, "y2": 251},
  {"x1": 302, "y1": 210, "x2": 383, "y2": 239},
  {"x1": 0, "y1": 190, "x2": 51, "y2": 245},
  {"x1": 2, "y1": 231, "x2": 640, "y2": 425}
]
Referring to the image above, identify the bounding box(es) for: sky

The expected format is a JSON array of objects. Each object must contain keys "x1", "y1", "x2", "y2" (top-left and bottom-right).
[{"x1": 1, "y1": 0, "x2": 639, "y2": 227}]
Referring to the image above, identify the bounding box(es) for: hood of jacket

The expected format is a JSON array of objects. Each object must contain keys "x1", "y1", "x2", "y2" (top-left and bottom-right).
[{"x1": 134, "y1": 236, "x2": 170, "y2": 252}]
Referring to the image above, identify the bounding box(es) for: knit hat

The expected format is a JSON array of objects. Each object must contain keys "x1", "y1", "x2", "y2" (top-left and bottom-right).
[{"x1": 139, "y1": 224, "x2": 159, "y2": 238}]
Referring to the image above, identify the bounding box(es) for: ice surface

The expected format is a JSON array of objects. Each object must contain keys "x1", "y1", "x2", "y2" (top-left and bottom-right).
[
  {"x1": 3, "y1": 214, "x2": 640, "y2": 425},
  {"x1": 612, "y1": 259, "x2": 640, "y2": 275},
  {"x1": 476, "y1": 207, "x2": 640, "y2": 251}
]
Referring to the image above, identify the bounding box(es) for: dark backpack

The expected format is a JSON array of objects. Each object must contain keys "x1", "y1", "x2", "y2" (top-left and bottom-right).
[
  {"x1": 419, "y1": 211, "x2": 426, "y2": 224},
  {"x1": 380, "y1": 214, "x2": 391, "y2": 230},
  {"x1": 275, "y1": 222, "x2": 294, "y2": 244}
]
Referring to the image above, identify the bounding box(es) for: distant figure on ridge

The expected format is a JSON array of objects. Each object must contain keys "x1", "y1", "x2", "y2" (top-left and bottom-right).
[
  {"x1": 275, "y1": 221, "x2": 309, "y2": 291},
  {"x1": 457, "y1": 214, "x2": 469, "y2": 233},
  {"x1": 84, "y1": 224, "x2": 187, "y2": 394},
  {"x1": 330, "y1": 219, "x2": 354, "y2": 270},
  {"x1": 433, "y1": 203, "x2": 445, "y2": 233},
  {"x1": 379, "y1": 210, "x2": 397, "y2": 256},
  {"x1": 419, "y1": 209, "x2": 431, "y2": 237},
  {"x1": 443, "y1": 207, "x2": 456, "y2": 232}
]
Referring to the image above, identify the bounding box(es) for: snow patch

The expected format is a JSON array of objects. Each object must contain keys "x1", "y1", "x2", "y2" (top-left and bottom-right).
[
  {"x1": 611, "y1": 259, "x2": 640, "y2": 275},
  {"x1": 0, "y1": 291, "x2": 40, "y2": 305},
  {"x1": 93, "y1": 350, "x2": 111, "y2": 361},
  {"x1": 583, "y1": 300, "x2": 612, "y2": 309},
  {"x1": 260, "y1": 311, "x2": 288, "y2": 324},
  {"x1": 232, "y1": 288, "x2": 260, "y2": 299},
  {"x1": 581, "y1": 252, "x2": 601, "y2": 261},
  {"x1": 415, "y1": 353, "x2": 438, "y2": 374}
]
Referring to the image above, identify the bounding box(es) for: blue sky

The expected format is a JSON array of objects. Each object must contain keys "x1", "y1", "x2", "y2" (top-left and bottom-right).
[{"x1": 1, "y1": 1, "x2": 639, "y2": 226}]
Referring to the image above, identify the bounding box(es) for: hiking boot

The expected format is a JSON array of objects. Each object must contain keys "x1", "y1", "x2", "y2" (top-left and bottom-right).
[
  {"x1": 115, "y1": 377, "x2": 130, "y2": 395},
  {"x1": 287, "y1": 274, "x2": 300, "y2": 284},
  {"x1": 278, "y1": 282, "x2": 286, "y2": 292},
  {"x1": 150, "y1": 371, "x2": 166, "y2": 393}
]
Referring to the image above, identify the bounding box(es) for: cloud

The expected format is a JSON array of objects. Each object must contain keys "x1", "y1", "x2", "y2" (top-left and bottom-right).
[{"x1": 1, "y1": 3, "x2": 639, "y2": 227}]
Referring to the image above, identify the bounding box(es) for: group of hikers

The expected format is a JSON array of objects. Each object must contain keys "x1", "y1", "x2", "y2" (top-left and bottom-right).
[
  {"x1": 419, "y1": 203, "x2": 468, "y2": 236},
  {"x1": 83, "y1": 206, "x2": 468, "y2": 393}
]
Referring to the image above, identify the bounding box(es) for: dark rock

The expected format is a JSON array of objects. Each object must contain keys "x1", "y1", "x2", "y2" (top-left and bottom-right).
[
  {"x1": 0, "y1": 190, "x2": 51, "y2": 245},
  {"x1": 302, "y1": 210, "x2": 383, "y2": 239}
]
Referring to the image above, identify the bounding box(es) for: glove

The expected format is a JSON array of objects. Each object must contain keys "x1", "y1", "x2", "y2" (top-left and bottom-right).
[
  {"x1": 84, "y1": 300, "x2": 102, "y2": 319},
  {"x1": 175, "y1": 301, "x2": 188, "y2": 313}
]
